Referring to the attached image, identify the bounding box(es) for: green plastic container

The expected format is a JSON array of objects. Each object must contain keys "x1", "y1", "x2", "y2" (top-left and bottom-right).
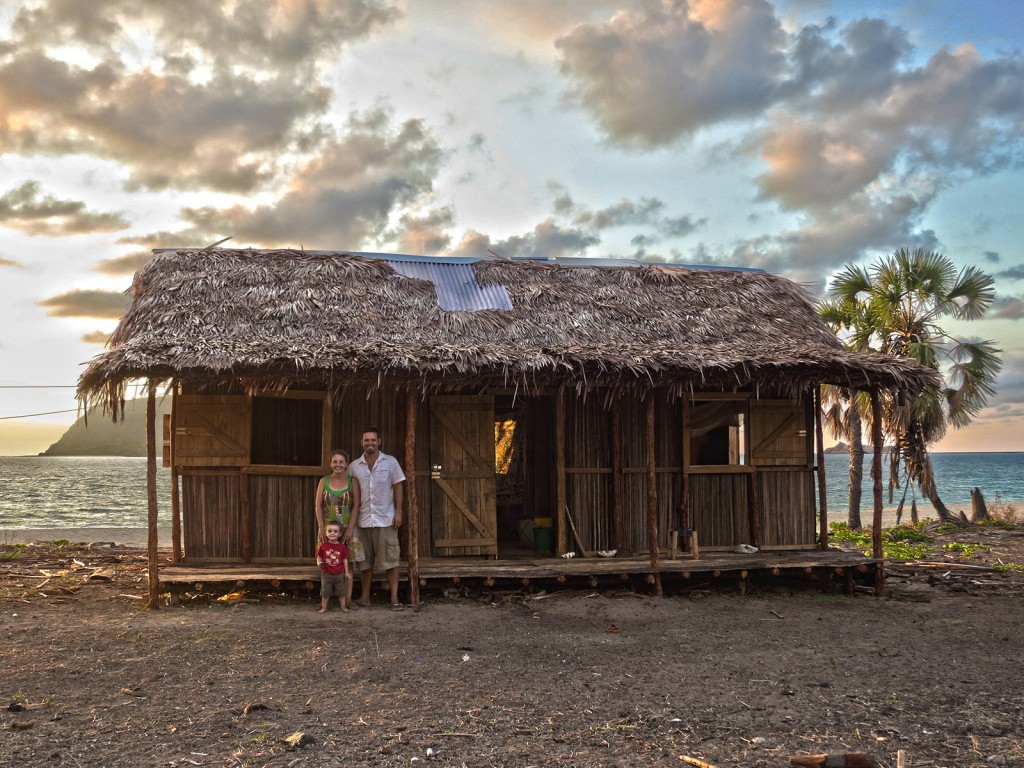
[{"x1": 533, "y1": 525, "x2": 554, "y2": 555}]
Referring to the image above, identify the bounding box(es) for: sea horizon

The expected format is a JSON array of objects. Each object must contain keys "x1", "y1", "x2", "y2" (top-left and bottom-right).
[{"x1": 1, "y1": 452, "x2": 1022, "y2": 530}]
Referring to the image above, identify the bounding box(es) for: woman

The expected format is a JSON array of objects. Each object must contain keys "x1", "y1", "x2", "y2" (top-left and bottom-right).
[{"x1": 314, "y1": 449, "x2": 364, "y2": 606}]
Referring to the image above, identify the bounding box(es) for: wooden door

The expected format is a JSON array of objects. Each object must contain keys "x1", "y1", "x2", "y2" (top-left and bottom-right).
[{"x1": 430, "y1": 395, "x2": 498, "y2": 557}]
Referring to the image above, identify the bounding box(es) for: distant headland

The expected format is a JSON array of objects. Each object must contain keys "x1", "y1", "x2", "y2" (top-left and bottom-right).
[{"x1": 41, "y1": 397, "x2": 171, "y2": 456}]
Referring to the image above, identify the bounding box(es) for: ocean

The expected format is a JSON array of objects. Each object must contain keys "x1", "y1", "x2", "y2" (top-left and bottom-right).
[{"x1": 0, "y1": 453, "x2": 1021, "y2": 530}]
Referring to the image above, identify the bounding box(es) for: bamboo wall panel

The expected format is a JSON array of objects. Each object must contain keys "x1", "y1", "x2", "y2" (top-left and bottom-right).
[
  {"x1": 182, "y1": 474, "x2": 241, "y2": 559},
  {"x1": 566, "y1": 396, "x2": 612, "y2": 549},
  {"x1": 330, "y1": 387, "x2": 403, "y2": 460},
  {"x1": 248, "y1": 474, "x2": 319, "y2": 559},
  {"x1": 758, "y1": 470, "x2": 817, "y2": 547},
  {"x1": 687, "y1": 473, "x2": 750, "y2": 548},
  {"x1": 750, "y1": 399, "x2": 808, "y2": 466}
]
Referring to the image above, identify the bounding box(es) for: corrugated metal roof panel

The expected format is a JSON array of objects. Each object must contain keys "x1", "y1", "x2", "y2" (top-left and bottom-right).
[{"x1": 384, "y1": 259, "x2": 513, "y2": 312}]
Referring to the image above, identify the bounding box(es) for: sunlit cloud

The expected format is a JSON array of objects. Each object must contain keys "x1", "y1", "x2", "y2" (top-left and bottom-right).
[
  {"x1": 991, "y1": 296, "x2": 1024, "y2": 321},
  {"x1": 0, "y1": 256, "x2": 26, "y2": 269},
  {"x1": 0, "y1": 181, "x2": 129, "y2": 236},
  {"x1": 81, "y1": 329, "x2": 112, "y2": 345},
  {"x1": 37, "y1": 289, "x2": 129, "y2": 319},
  {"x1": 555, "y1": 2, "x2": 1024, "y2": 273},
  {"x1": 557, "y1": 0, "x2": 788, "y2": 147},
  {"x1": 156, "y1": 109, "x2": 447, "y2": 248},
  {"x1": 0, "y1": 1, "x2": 400, "y2": 193}
]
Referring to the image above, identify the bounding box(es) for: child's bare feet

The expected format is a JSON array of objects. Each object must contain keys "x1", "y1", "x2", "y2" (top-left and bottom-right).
[
  {"x1": 318, "y1": 607, "x2": 328, "y2": 613},
  {"x1": 340, "y1": 606, "x2": 349, "y2": 613}
]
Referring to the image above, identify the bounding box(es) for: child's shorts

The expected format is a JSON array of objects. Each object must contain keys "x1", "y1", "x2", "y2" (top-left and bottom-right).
[{"x1": 320, "y1": 572, "x2": 346, "y2": 598}]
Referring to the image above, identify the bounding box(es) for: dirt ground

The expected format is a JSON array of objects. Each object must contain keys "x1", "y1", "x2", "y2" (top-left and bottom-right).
[{"x1": 2, "y1": 524, "x2": 1024, "y2": 768}]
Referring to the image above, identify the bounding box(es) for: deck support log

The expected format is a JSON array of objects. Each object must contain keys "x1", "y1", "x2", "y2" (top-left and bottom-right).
[
  {"x1": 146, "y1": 381, "x2": 160, "y2": 609},
  {"x1": 870, "y1": 388, "x2": 886, "y2": 598},
  {"x1": 405, "y1": 389, "x2": 421, "y2": 607},
  {"x1": 644, "y1": 392, "x2": 663, "y2": 596},
  {"x1": 815, "y1": 386, "x2": 829, "y2": 550}
]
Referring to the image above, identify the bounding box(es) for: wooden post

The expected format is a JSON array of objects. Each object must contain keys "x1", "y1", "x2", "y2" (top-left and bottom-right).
[
  {"x1": 815, "y1": 386, "x2": 829, "y2": 550},
  {"x1": 611, "y1": 397, "x2": 624, "y2": 551},
  {"x1": 146, "y1": 382, "x2": 160, "y2": 609},
  {"x1": 748, "y1": 467, "x2": 763, "y2": 550},
  {"x1": 170, "y1": 381, "x2": 182, "y2": 563},
  {"x1": 239, "y1": 472, "x2": 250, "y2": 563},
  {"x1": 870, "y1": 388, "x2": 885, "y2": 598},
  {"x1": 680, "y1": 398, "x2": 691, "y2": 552},
  {"x1": 555, "y1": 387, "x2": 568, "y2": 556},
  {"x1": 405, "y1": 389, "x2": 420, "y2": 607},
  {"x1": 645, "y1": 392, "x2": 662, "y2": 596}
]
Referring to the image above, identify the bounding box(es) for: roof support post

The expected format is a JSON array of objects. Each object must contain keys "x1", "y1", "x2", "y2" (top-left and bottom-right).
[
  {"x1": 170, "y1": 380, "x2": 182, "y2": 563},
  {"x1": 405, "y1": 388, "x2": 420, "y2": 607},
  {"x1": 645, "y1": 391, "x2": 663, "y2": 597},
  {"x1": 611, "y1": 396, "x2": 623, "y2": 551},
  {"x1": 555, "y1": 387, "x2": 567, "y2": 556},
  {"x1": 146, "y1": 380, "x2": 160, "y2": 609},
  {"x1": 815, "y1": 385, "x2": 829, "y2": 550},
  {"x1": 870, "y1": 387, "x2": 886, "y2": 597}
]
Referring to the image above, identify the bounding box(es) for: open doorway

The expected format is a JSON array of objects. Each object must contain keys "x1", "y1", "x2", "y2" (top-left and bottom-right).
[{"x1": 494, "y1": 395, "x2": 556, "y2": 558}]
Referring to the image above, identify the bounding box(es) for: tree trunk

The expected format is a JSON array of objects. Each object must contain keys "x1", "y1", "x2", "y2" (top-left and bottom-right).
[
  {"x1": 970, "y1": 487, "x2": 990, "y2": 522},
  {"x1": 920, "y1": 453, "x2": 960, "y2": 524},
  {"x1": 848, "y1": 396, "x2": 864, "y2": 529}
]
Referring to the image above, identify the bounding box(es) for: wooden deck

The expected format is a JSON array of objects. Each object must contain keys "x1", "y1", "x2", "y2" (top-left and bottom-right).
[{"x1": 158, "y1": 548, "x2": 879, "y2": 594}]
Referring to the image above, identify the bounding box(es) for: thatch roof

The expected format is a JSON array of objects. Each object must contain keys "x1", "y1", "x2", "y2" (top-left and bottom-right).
[{"x1": 78, "y1": 248, "x2": 941, "y2": 411}]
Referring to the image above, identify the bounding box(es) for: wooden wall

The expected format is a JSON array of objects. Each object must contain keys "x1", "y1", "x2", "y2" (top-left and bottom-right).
[{"x1": 174, "y1": 383, "x2": 819, "y2": 561}]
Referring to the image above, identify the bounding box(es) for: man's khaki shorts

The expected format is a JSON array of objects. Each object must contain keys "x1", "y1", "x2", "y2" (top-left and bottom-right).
[{"x1": 358, "y1": 525, "x2": 401, "y2": 571}]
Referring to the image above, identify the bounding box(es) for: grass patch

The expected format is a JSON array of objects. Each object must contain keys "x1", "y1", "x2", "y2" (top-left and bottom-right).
[
  {"x1": 828, "y1": 521, "x2": 933, "y2": 561},
  {"x1": 0, "y1": 544, "x2": 27, "y2": 560},
  {"x1": 940, "y1": 541, "x2": 986, "y2": 558}
]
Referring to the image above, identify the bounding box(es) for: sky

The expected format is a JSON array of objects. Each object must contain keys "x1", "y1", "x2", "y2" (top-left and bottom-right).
[{"x1": 1, "y1": 0, "x2": 1022, "y2": 456}]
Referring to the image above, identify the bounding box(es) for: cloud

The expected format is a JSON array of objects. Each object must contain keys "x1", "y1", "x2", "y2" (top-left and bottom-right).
[
  {"x1": 556, "y1": 0, "x2": 788, "y2": 148},
  {"x1": 451, "y1": 218, "x2": 601, "y2": 259},
  {"x1": 0, "y1": 181, "x2": 129, "y2": 236},
  {"x1": 37, "y1": 289, "x2": 129, "y2": 319},
  {"x1": 0, "y1": 256, "x2": 26, "y2": 269},
  {"x1": 984, "y1": 251, "x2": 1000, "y2": 263},
  {"x1": 133, "y1": 109, "x2": 447, "y2": 249},
  {"x1": 556, "y1": 4, "x2": 1024, "y2": 273},
  {"x1": 81, "y1": 330, "x2": 112, "y2": 345},
  {"x1": 0, "y1": 1, "x2": 400, "y2": 192},
  {"x1": 996, "y1": 265, "x2": 1024, "y2": 280},
  {"x1": 991, "y1": 296, "x2": 1024, "y2": 320},
  {"x1": 393, "y1": 207, "x2": 455, "y2": 255},
  {"x1": 553, "y1": 187, "x2": 707, "y2": 239}
]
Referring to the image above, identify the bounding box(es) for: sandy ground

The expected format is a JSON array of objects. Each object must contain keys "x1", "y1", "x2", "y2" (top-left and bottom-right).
[
  {"x1": 0, "y1": 527, "x2": 171, "y2": 548},
  {"x1": 2, "y1": 536, "x2": 1024, "y2": 768}
]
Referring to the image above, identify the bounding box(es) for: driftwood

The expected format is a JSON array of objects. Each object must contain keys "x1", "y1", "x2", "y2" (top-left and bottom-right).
[
  {"x1": 971, "y1": 487, "x2": 990, "y2": 522},
  {"x1": 679, "y1": 756, "x2": 717, "y2": 768}
]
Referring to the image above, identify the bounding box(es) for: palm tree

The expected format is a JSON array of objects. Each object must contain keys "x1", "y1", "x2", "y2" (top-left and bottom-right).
[
  {"x1": 820, "y1": 294, "x2": 876, "y2": 529},
  {"x1": 821, "y1": 248, "x2": 1002, "y2": 523}
]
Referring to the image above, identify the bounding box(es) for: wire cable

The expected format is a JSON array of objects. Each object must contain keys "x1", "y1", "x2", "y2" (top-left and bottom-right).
[{"x1": 0, "y1": 408, "x2": 81, "y2": 420}]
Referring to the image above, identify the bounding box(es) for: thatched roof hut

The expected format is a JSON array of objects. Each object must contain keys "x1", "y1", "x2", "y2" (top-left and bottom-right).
[
  {"x1": 79, "y1": 248, "x2": 938, "y2": 412},
  {"x1": 78, "y1": 248, "x2": 937, "y2": 605}
]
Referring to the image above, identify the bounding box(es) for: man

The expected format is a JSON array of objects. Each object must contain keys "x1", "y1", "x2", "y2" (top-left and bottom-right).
[{"x1": 349, "y1": 427, "x2": 406, "y2": 609}]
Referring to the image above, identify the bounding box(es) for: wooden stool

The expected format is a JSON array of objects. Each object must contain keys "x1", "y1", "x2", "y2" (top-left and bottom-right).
[{"x1": 669, "y1": 529, "x2": 700, "y2": 560}]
